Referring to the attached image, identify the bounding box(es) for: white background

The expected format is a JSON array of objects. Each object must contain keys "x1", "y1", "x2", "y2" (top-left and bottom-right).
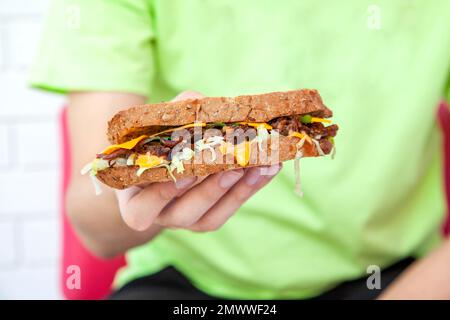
[{"x1": 0, "y1": 0, "x2": 64, "y2": 299}]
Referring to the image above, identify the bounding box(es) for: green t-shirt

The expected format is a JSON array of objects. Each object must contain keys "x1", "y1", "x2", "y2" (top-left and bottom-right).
[{"x1": 31, "y1": 0, "x2": 450, "y2": 299}]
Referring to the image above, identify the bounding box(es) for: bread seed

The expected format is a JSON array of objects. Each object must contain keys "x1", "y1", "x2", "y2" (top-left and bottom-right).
[{"x1": 161, "y1": 113, "x2": 175, "y2": 121}]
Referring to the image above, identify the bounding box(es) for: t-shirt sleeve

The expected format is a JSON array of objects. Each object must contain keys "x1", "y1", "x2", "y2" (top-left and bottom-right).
[
  {"x1": 29, "y1": 0, "x2": 155, "y2": 97},
  {"x1": 446, "y1": 72, "x2": 450, "y2": 104}
]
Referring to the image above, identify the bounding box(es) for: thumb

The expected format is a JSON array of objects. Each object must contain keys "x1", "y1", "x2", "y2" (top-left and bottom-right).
[{"x1": 172, "y1": 90, "x2": 205, "y2": 101}]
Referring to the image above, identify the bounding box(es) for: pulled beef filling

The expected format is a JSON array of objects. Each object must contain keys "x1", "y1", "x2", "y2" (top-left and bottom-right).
[
  {"x1": 269, "y1": 116, "x2": 338, "y2": 139},
  {"x1": 97, "y1": 115, "x2": 338, "y2": 161},
  {"x1": 138, "y1": 144, "x2": 172, "y2": 158},
  {"x1": 319, "y1": 138, "x2": 333, "y2": 155},
  {"x1": 97, "y1": 148, "x2": 131, "y2": 160},
  {"x1": 269, "y1": 117, "x2": 338, "y2": 155}
]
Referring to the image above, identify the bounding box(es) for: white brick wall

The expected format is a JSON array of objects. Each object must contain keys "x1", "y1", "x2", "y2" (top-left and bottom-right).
[
  {"x1": 0, "y1": 125, "x2": 9, "y2": 167},
  {"x1": 0, "y1": 221, "x2": 16, "y2": 266},
  {"x1": 0, "y1": 0, "x2": 50, "y2": 16},
  {"x1": 0, "y1": 0, "x2": 64, "y2": 300}
]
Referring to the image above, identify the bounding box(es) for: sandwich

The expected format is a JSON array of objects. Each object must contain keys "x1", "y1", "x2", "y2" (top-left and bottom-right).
[{"x1": 82, "y1": 89, "x2": 338, "y2": 194}]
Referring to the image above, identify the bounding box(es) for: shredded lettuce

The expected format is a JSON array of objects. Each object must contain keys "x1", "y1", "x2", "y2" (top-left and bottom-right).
[
  {"x1": 294, "y1": 138, "x2": 305, "y2": 197},
  {"x1": 90, "y1": 175, "x2": 103, "y2": 195},
  {"x1": 329, "y1": 137, "x2": 336, "y2": 160},
  {"x1": 330, "y1": 145, "x2": 336, "y2": 160},
  {"x1": 80, "y1": 162, "x2": 92, "y2": 175},
  {"x1": 126, "y1": 153, "x2": 136, "y2": 166},
  {"x1": 157, "y1": 163, "x2": 177, "y2": 182},
  {"x1": 170, "y1": 147, "x2": 195, "y2": 174},
  {"x1": 136, "y1": 167, "x2": 149, "y2": 177},
  {"x1": 294, "y1": 157, "x2": 303, "y2": 197},
  {"x1": 81, "y1": 159, "x2": 109, "y2": 195},
  {"x1": 297, "y1": 136, "x2": 307, "y2": 150},
  {"x1": 170, "y1": 158, "x2": 184, "y2": 174},
  {"x1": 114, "y1": 158, "x2": 128, "y2": 166},
  {"x1": 195, "y1": 136, "x2": 224, "y2": 161},
  {"x1": 311, "y1": 138, "x2": 326, "y2": 157},
  {"x1": 81, "y1": 158, "x2": 109, "y2": 176},
  {"x1": 91, "y1": 159, "x2": 109, "y2": 174}
]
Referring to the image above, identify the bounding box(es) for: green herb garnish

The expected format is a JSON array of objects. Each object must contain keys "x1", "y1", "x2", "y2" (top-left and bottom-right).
[
  {"x1": 328, "y1": 137, "x2": 335, "y2": 145},
  {"x1": 300, "y1": 115, "x2": 312, "y2": 124},
  {"x1": 207, "y1": 122, "x2": 226, "y2": 128}
]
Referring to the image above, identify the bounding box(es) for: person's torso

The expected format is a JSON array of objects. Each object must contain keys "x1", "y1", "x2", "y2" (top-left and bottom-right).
[{"x1": 116, "y1": 0, "x2": 450, "y2": 298}]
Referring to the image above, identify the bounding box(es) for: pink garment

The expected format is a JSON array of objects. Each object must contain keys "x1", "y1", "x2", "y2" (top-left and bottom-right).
[
  {"x1": 437, "y1": 100, "x2": 450, "y2": 236},
  {"x1": 60, "y1": 107, "x2": 126, "y2": 300}
]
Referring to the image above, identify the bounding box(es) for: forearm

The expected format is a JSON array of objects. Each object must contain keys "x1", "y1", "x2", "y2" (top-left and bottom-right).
[
  {"x1": 66, "y1": 92, "x2": 163, "y2": 258},
  {"x1": 66, "y1": 179, "x2": 163, "y2": 258},
  {"x1": 379, "y1": 237, "x2": 450, "y2": 299}
]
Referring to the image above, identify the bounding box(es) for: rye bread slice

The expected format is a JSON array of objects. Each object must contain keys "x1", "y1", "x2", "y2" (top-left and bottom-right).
[
  {"x1": 107, "y1": 89, "x2": 331, "y2": 144},
  {"x1": 96, "y1": 135, "x2": 319, "y2": 189}
]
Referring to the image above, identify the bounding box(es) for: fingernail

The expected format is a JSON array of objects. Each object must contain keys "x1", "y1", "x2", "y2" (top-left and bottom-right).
[
  {"x1": 175, "y1": 177, "x2": 196, "y2": 189},
  {"x1": 219, "y1": 170, "x2": 244, "y2": 188},
  {"x1": 260, "y1": 164, "x2": 281, "y2": 176},
  {"x1": 245, "y1": 168, "x2": 262, "y2": 186}
]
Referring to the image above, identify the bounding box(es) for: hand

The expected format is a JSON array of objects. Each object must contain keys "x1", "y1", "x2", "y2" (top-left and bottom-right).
[{"x1": 115, "y1": 91, "x2": 282, "y2": 232}]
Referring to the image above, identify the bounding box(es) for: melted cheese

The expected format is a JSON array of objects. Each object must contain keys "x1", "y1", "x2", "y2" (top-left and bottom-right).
[
  {"x1": 100, "y1": 135, "x2": 148, "y2": 155},
  {"x1": 311, "y1": 117, "x2": 332, "y2": 124},
  {"x1": 218, "y1": 141, "x2": 251, "y2": 167},
  {"x1": 149, "y1": 122, "x2": 206, "y2": 137},
  {"x1": 234, "y1": 141, "x2": 251, "y2": 167},
  {"x1": 99, "y1": 123, "x2": 206, "y2": 155},
  {"x1": 289, "y1": 131, "x2": 312, "y2": 144},
  {"x1": 135, "y1": 154, "x2": 164, "y2": 168},
  {"x1": 288, "y1": 131, "x2": 305, "y2": 139},
  {"x1": 99, "y1": 118, "x2": 324, "y2": 159}
]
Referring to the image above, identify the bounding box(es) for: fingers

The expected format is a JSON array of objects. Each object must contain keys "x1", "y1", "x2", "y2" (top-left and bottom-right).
[
  {"x1": 188, "y1": 164, "x2": 282, "y2": 232},
  {"x1": 175, "y1": 175, "x2": 209, "y2": 197},
  {"x1": 116, "y1": 90, "x2": 280, "y2": 233},
  {"x1": 173, "y1": 91, "x2": 205, "y2": 101},
  {"x1": 118, "y1": 164, "x2": 281, "y2": 232},
  {"x1": 116, "y1": 177, "x2": 197, "y2": 231},
  {"x1": 155, "y1": 170, "x2": 244, "y2": 228},
  {"x1": 115, "y1": 90, "x2": 205, "y2": 231}
]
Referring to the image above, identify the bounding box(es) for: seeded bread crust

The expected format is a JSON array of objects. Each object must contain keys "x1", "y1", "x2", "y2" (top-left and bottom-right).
[
  {"x1": 107, "y1": 89, "x2": 331, "y2": 144},
  {"x1": 96, "y1": 135, "x2": 319, "y2": 189}
]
